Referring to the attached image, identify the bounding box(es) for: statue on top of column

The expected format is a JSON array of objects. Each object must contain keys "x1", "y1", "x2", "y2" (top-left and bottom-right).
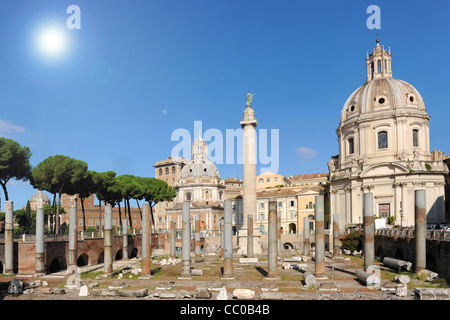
[{"x1": 246, "y1": 91, "x2": 255, "y2": 106}]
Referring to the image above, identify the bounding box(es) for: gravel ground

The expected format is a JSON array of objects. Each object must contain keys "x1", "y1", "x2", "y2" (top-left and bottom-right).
[{"x1": 0, "y1": 253, "x2": 425, "y2": 302}]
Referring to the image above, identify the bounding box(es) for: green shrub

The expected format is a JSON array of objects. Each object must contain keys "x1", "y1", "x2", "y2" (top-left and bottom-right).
[{"x1": 341, "y1": 230, "x2": 362, "y2": 252}]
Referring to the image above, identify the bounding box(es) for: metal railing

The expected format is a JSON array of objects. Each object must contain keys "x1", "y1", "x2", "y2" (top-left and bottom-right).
[{"x1": 375, "y1": 227, "x2": 450, "y2": 241}]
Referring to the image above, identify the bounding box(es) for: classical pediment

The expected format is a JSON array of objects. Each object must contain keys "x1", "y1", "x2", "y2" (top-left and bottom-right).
[{"x1": 359, "y1": 162, "x2": 410, "y2": 178}]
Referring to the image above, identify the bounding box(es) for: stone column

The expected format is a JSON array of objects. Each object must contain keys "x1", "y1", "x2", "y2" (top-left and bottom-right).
[
  {"x1": 104, "y1": 205, "x2": 113, "y2": 275},
  {"x1": 415, "y1": 190, "x2": 426, "y2": 273},
  {"x1": 180, "y1": 201, "x2": 192, "y2": 278},
  {"x1": 223, "y1": 200, "x2": 234, "y2": 278},
  {"x1": 314, "y1": 195, "x2": 325, "y2": 278},
  {"x1": 333, "y1": 213, "x2": 340, "y2": 258},
  {"x1": 68, "y1": 197, "x2": 78, "y2": 268},
  {"x1": 277, "y1": 211, "x2": 281, "y2": 254},
  {"x1": 4, "y1": 201, "x2": 14, "y2": 275},
  {"x1": 35, "y1": 199, "x2": 45, "y2": 275},
  {"x1": 220, "y1": 218, "x2": 224, "y2": 258},
  {"x1": 247, "y1": 214, "x2": 254, "y2": 257},
  {"x1": 170, "y1": 221, "x2": 176, "y2": 258},
  {"x1": 303, "y1": 217, "x2": 310, "y2": 256},
  {"x1": 238, "y1": 99, "x2": 262, "y2": 255},
  {"x1": 122, "y1": 219, "x2": 129, "y2": 260},
  {"x1": 194, "y1": 213, "x2": 201, "y2": 258},
  {"x1": 363, "y1": 193, "x2": 374, "y2": 271},
  {"x1": 267, "y1": 201, "x2": 279, "y2": 279},
  {"x1": 142, "y1": 203, "x2": 152, "y2": 276}
]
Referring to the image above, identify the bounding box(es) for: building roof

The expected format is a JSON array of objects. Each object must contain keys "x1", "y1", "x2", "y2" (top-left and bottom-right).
[{"x1": 288, "y1": 173, "x2": 328, "y2": 181}]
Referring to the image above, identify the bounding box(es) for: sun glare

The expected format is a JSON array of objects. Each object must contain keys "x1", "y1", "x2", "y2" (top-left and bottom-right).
[{"x1": 36, "y1": 26, "x2": 67, "y2": 57}]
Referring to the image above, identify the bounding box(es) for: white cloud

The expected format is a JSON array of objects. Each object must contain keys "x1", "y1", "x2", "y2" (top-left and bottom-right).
[
  {"x1": 162, "y1": 109, "x2": 167, "y2": 115},
  {"x1": 295, "y1": 147, "x2": 318, "y2": 163},
  {"x1": 0, "y1": 119, "x2": 26, "y2": 134}
]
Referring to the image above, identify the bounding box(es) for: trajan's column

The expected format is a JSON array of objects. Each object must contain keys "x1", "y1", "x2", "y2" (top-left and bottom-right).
[{"x1": 238, "y1": 91, "x2": 262, "y2": 255}]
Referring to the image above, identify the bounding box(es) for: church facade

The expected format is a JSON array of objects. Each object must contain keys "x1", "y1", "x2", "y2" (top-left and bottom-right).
[
  {"x1": 328, "y1": 40, "x2": 448, "y2": 230},
  {"x1": 166, "y1": 134, "x2": 226, "y2": 235}
]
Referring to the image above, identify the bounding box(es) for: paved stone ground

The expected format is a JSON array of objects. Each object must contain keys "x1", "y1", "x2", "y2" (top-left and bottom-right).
[{"x1": 0, "y1": 251, "x2": 442, "y2": 301}]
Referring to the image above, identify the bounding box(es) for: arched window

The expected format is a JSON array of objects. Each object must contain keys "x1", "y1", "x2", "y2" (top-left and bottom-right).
[
  {"x1": 165, "y1": 167, "x2": 169, "y2": 175},
  {"x1": 159, "y1": 168, "x2": 163, "y2": 176},
  {"x1": 348, "y1": 138, "x2": 354, "y2": 155},
  {"x1": 172, "y1": 166, "x2": 176, "y2": 174},
  {"x1": 378, "y1": 131, "x2": 388, "y2": 149},
  {"x1": 412, "y1": 129, "x2": 419, "y2": 147},
  {"x1": 308, "y1": 201, "x2": 313, "y2": 209},
  {"x1": 377, "y1": 60, "x2": 381, "y2": 74}
]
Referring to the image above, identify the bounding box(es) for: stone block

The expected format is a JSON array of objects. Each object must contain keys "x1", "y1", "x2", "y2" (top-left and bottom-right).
[
  {"x1": 118, "y1": 290, "x2": 136, "y2": 298},
  {"x1": 160, "y1": 292, "x2": 177, "y2": 299},
  {"x1": 195, "y1": 287, "x2": 212, "y2": 299},
  {"x1": 52, "y1": 288, "x2": 66, "y2": 295},
  {"x1": 134, "y1": 288, "x2": 149, "y2": 297},
  {"x1": 233, "y1": 289, "x2": 255, "y2": 300},
  {"x1": 192, "y1": 269, "x2": 203, "y2": 276},
  {"x1": 259, "y1": 292, "x2": 283, "y2": 300},
  {"x1": 79, "y1": 285, "x2": 89, "y2": 297},
  {"x1": 239, "y1": 257, "x2": 258, "y2": 264},
  {"x1": 41, "y1": 287, "x2": 52, "y2": 294},
  {"x1": 216, "y1": 287, "x2": 228, "y2": 300}
]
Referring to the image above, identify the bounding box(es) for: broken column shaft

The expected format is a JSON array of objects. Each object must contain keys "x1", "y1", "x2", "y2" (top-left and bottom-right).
[
  {"x1": 4, "y1": 201, "x2": 14, "y2": 275},
  {"x1": 194, "y1": 213, "x2": 201, "y2": 258},
  {"x1": 180, "y1": 201, "x2": 192, "y2": 278},
  {"x1": 170, "y1": 220, "x2": 176, "y2": 258},
  {"x1": 104, "y1": 205, "x2": 113, "y2": 274},
  {"x1": 68, "y1": 197, "x2": 78, "y2": 267},
  {"x1": 35, "y1": 200, "x2": 45, "y2": 275},
  {"x1": 122, "y1": 219, "x2": 129, "y2": 260},
  {"x1": 303, "y1": 217, "x2": 310, "y2": 256},
  {"x1": 333, "y1": 213, "x2": 340, "y2": 258},
  {"x1": 415, "y1": 190, "x2": 426, "y2": 273},
  {"x1": 363, "y1": 193, "x2": 374, "y2": 271},
  {"x1": 314, "y1": 195, "x2": 325, "y2": 278},
  {"x1": 267, "y1": 201, "x2": 279, "y2": 279},
  {"x1": 247, "y1": 214, "x2": 254, "y2": 258},
  {"x1": 223, "y1": 200, "x2": 234, "y2": 278},
  {"x1": 142, "y1": 203, "x2": 152, "y2": 276},
  {"x1": 277, "y1": 211, "x2": 281, "y2": 254}
]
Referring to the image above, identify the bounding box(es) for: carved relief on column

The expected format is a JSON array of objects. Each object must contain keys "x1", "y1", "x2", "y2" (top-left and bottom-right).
[
  {"x1": 69, "y1": 196, "x2": 78, "y2": 208},
  {"x1": 35, "y1": 199, "x2": 44, "y2": 210},
  {"x1": 5, "y1": 201, "x2": 13, "y2": 211}
]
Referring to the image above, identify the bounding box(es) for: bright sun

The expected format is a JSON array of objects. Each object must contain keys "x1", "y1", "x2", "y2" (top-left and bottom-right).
[{"x1": 36, "y1": 26, "x2": 67, "y2": 57}]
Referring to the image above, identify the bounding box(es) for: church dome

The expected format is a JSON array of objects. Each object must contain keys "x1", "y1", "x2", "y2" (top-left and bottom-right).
[
  {"x1": 340, "y1": 39, "x2": 427, "y2": 124},
  {"x1": 178, "y1": 135, "x2": 221, "y2": 181}
]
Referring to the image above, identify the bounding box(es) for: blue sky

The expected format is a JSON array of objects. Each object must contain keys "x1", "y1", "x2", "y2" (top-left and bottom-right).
[{"x1": 1, "y1": 0, "x2": 450, "y2": 209}]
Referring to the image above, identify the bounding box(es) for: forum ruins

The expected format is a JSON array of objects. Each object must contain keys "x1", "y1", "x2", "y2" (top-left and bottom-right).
[{"x1": 1, "y1": 40, "x2": 450, "y2": 301}]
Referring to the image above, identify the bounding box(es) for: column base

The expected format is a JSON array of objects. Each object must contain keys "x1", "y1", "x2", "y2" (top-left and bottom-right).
[{"x1": 237, "y1": 229, "x2": 263, "y2": 255}]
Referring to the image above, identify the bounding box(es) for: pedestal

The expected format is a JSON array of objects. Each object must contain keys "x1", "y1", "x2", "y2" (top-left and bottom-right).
[{"x1": 237, "y1": 228, "x2": 262, "y2": 255}]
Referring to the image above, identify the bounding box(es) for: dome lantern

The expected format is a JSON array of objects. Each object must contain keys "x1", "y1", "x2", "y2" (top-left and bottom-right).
[{"x1": 366, "y1": 38, "x2": 392, "y2": 81}]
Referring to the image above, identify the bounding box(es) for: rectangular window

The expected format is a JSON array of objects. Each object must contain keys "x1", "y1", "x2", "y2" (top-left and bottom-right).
[
  {"x1": 348, "y1": 138, "x2": 354, "y2": 154},
  {"x1": 413, "y1": 129, "x2": 419, "y2": 147},
  {"x1": 378, "y1": 131, "x2": 388, "y2": 149}
]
